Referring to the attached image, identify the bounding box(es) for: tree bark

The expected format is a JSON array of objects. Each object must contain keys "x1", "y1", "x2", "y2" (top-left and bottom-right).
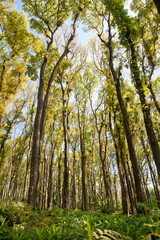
[
  {"x1": 47, "y1": 122, "x2": 58, "y2": 209},
  {"x1": 78, "y1": 109, "x2": 88, "y2": 211},
  {"x1": 57, "y1": 153, "x2": 62, "y2": 208},
  {"x1": 98, "y1": 18, "x2": 145, "y2": 203},
  {"x1": 128, "y1": 39, "x2": 160, "y2": 182},
  {"x1": 153, "y1": 0, "x2": 160, "y2": 14},
  {"x1": 62, "y1": 107, "x2": 70, "y2": 209},
  {"x1": 28, "y1": 41, "x2": 51, "y2": 206},
  {"x1": 89, "y1": 93, "x2": 110, "y2": 207},
  {"x1": 140, "y1": 135, "x2": 160, "y2": 208},
  {"x1": 109, "y1": 111, "x2": 129, "y2": 214},
  {"x1": 72, "y1": 144, "x2": 77, "y2": 210},
  {"x1": 28, "y1": 13, "x2": 80, "y2": 206}
]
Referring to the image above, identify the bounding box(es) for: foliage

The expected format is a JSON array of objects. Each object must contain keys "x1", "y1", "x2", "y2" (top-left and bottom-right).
[
  {"x1": 0, "y1": 202, "x2": 160, "y2": 239},
  {"x1": 94, "y1": 229, "x2": 128, "y2": 240}
]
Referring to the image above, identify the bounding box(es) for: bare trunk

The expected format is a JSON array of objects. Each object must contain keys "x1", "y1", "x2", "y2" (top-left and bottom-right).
[
  {"x1": 28, "y1": 17, "x2": 79, "y2": 206},
  {"x1": 62, "y1": 108, "x2": 69, "y2": 209},
  {"x1": 98, "y1": 17, "x2": 145, "y2": 203},
  {"x1": 140, "y1": 135, "x2": 160, "y2": 208},
  {"x1": 109, "y1": 111, "x2": 129, "y2": 214},
  {"x1": 80, "y1": 133, "x2": 88, "y2": 211},
  {"x1": 72, "y1": 146, "x2": 77, "y2": 210},
  {"x1": 78, "y1": 109, "x2": 88, "y2": 211},
  {"x1": 47, "y1": 149, "x2": 55, "y2": 209},
  {"x1": 28, "y1": 52, "x2": 48, "y2": 206},
  {"x1": 57, "y1": 154, "x2": 62, "y2": 208},
  {"x1": 129, "y1": 41, "x2": 160, "y2": 182}
]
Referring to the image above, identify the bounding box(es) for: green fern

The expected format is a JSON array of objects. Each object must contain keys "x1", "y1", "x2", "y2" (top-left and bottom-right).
[{"x1": 93, "y1": 228, "x2": 130, "y2": 240}]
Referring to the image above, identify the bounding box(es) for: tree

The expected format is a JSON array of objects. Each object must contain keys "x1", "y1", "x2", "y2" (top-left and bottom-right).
[
  {"x1": 102, "y1": 0, "x2": 160, "y2": 182},
  {"x1": 0, "y1": 84, "x2": 35, "y2": 201},
  {"x1": 75, "y1": 72, "x2": 90, "y2": 211},
  {"x1": 87, "y1": 67, "x2": 112, "y2": 208},
  {"x1": 85, "y1": 3, "x2": 146, "y2": 203},
  {"x1": 0, "y1": 1, "x2": 36, "y2": 122},
  {"x1": 22, "y1": 0, "x2": 85, "y2": 206}
]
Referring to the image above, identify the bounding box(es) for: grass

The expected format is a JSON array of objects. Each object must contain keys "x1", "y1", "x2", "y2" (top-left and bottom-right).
[{"x1": 0, "y1": 201, "x2": 160, "y2": 239}]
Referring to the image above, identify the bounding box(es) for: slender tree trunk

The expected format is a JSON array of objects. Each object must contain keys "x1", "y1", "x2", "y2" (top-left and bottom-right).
[
  {"x1": 113, "y1": 173, "x2": 118, "y2": 210},
  {"x1": 128, "y1": 39, "x2": 160, "y2": 182},
  {"x1": 57, "y1": 154, "x2": 62, "y2": 208},
  {"x1": 77, "y1": 160, "x2": 81, "y2": 208},
  {"x1": 109, "y1": 111, "x2": 129, "y2": 214},
  {"x1": 47, "y1": 126, "x2": 58, "y2": 209},
  {"x1": 62, "y1": 108, "x2": 69, "y2": 209},
  {"x1": 78, "y1": 110, "x2": 88, "y2": 211},
  {"x1": 13, "y1": 156, "x2": 22, "y2": 201},
  {"x1": 89, "y1": 94, "x2": 110, "y2": 207},
  {"x1": 141, "y1": 169, "x2": 150, "y2": 201},
  {"x1": 140, "y1": 135, "x2": 160, "y2": 207},
  {"x1": 90, "y1": 139, "x2": 96, "y2": 210},
  {"x1": 148, "y1": 83, "x2": 160, "y2": 114},
  {"x1": 72, "y1": 145, "x2": 77, "y2": 210},
  {"x1": 0, "y1": 60, "x2": 6, "y2": 93},
  {"x1": 47, "y1": 149, "x2": 55, "y2": 209},
  {"x1": 115, "y1": 77, "x2": 145, "y2": 203},
  {"x1": 98, "y1": 17, "x2": 145, "y2": 203},
  {"x1": 108, "y1": 175, "x2": 114, "y2": 209},
  {"x1": 28, "y1": 16, "x2": 79, "y2": 206},
  {"x1": 42, "y1": 150, "x2": 48, "y2": 210},
  {"x1": 8, "y1": 159, "x2": 16, "y2": 200},
  {"x1": 22, "y1": 142, "x2": 31, "y2": 201},
  {"x1": 80, "y1": 132, "x2": 88, "y2": 211},
  {"x1": 118, "y1": 133, "x2": 137, "y2": 214},
  {"x1": 28, "y1": 52, "x2": 49, "y2": 206},
  {"x1": 98, "y1": 132, "x2": 110, "y2": 204}
]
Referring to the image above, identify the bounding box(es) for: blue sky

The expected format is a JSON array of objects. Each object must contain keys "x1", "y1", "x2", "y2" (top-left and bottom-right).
[{"x1": 14, "y1": 0, "x2": 96, "y2": 48}]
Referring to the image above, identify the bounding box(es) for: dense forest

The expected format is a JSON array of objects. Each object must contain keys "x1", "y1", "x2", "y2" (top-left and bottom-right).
[{"x1": 0, "y1": 0, "x2": 160, "y2": 239}]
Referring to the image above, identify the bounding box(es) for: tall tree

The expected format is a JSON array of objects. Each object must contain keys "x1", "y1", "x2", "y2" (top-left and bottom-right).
[
  {"x1": 102, "y1": 0, "x2": 160, "y2": 182},
  {"x1": 75, "y1": 72, "x2": 89, "y2": 211},
  {"x1": 22, "y1": 0, "x2": 85, "y2": 206},
  {"x1": 85, "y1": 3, "x2": 146, "y2": 203},
  {"x1": 0, "y1": 1, "x2": 36, "y2": 123}
]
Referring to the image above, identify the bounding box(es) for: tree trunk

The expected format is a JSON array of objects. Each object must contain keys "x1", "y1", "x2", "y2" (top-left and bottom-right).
[
  {"x1": 128, "y1": 40, "x2": 160, "y2": 182},
  {"x1": 153, "y1": 0, "x2": 160, "y2": 14},
  {"x1": 109, "y1": 111, "x2": 129, "y2": 214},
  {"x1": 80, "y1": 133, "x2": 88, "y2": 211},
  {"x1": 28, "y1": 17, "x2": 79, "y2": 206},
  {"x1": 47, "y1": 129, "x2": 58, "y2": 209},
  {"x1": 62, "y1": 107, "x2": 70, "y2": 209},
  {"x1": 148, "y1": 83, "x2": 160, "y2": 114},
  {"x1": 57, "y1": 154, "x2": 62, "y2": 208},
  {"x1": 98, "y1": 18, "x2": 145, "y2": 203},
  {"x1": 118, "y1": 130, "x2": 137, "y2": 214},
  {"x1": 47, "y1": 149, "x2": 55, "y2": 209},
  {"x1": 28, "y1": 52, "x2": 49, "y2": 206},
  {"x1": 78, "y1": 110, "x2": 88, "y2": 211},
  {"x1": 103, "y1": 33, "x2": 145, "y2": 204},
  {"x1": 89, "y1": 94, "x2": 110, "y2": 208},
  {"x1": 72, "y1": 145, "x2": 77, "y2": 210},
  {"x1": 140, "y1": 135, "x2": 160, "y2": 208}
]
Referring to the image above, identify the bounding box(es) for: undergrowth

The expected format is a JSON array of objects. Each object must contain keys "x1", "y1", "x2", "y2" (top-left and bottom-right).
[{"x1": 0, "y1": 201, "x2": 160, "y2": 239}]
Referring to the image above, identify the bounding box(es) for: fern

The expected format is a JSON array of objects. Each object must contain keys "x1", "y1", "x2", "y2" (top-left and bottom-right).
[{"x1": 93, "y1": 229, "x2": 131, "y2": 240}]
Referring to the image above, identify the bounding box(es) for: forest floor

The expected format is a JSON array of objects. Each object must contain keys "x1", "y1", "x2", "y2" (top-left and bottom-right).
[{"x1": 0, "y1": 201, "x2": 160, "y2": 239}]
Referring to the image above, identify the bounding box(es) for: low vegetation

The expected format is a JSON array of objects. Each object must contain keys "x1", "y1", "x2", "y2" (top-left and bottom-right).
[{"x1": 0, "y1": 201, "x2": 160, "y2": 240}]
